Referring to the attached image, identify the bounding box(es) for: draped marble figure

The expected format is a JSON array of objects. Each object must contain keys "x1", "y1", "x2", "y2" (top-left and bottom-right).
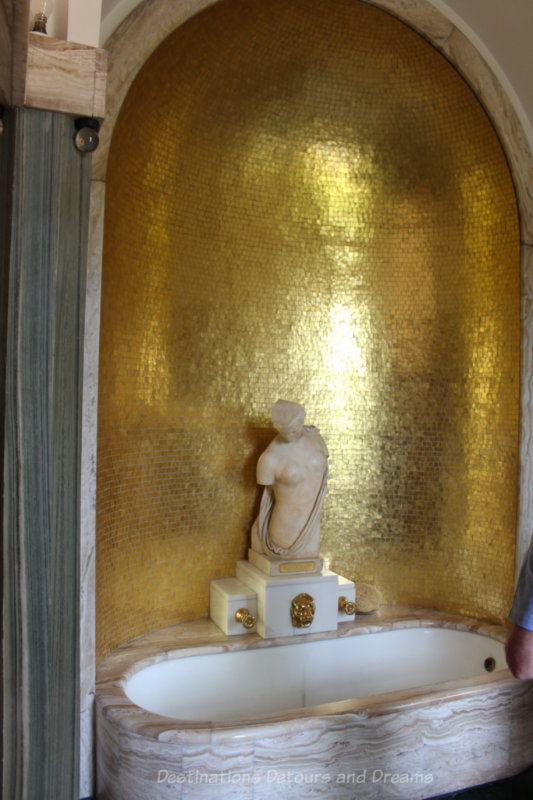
[{"x1": 251, "y1": 400, "x2": 329, "y2": 559}]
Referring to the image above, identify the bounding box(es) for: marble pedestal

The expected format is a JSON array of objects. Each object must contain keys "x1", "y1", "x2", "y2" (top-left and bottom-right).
[
  {"x1": 209, "y1": 577, "x2": 259, "y2": 635},
  {"x1": 210, "y1": 555, "x2": 355, "y2": 638}
]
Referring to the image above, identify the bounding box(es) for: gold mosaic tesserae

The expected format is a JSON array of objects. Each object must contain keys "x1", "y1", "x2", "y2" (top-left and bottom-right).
[{"x1": 96, "y1": 0, "x2": 519, "y2": 661}]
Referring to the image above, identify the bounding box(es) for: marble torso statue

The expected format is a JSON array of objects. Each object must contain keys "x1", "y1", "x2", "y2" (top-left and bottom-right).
[{"x1": 251, "y1": 400, "x2": 329, "y2": 559}]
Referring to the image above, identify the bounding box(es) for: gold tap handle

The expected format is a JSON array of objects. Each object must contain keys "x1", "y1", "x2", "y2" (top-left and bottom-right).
[
  {"x1": 338, "y1": 596, "x2": 356, "y2": 615},
  {"x1": 235, "y1": 608, "x2": 256, "y2": 629}
]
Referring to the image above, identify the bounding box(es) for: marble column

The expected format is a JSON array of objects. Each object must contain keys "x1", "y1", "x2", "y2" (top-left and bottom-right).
[{"x1": 2, "y1": 106, "x2": 91, "y2": 800}]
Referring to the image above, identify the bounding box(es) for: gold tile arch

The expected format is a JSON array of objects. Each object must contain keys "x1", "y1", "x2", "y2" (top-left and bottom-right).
[{"x1": 96, "y1": 0, "x2": 519, "y2": 661}]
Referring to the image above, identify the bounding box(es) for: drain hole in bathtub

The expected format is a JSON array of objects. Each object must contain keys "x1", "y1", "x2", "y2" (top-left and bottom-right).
[{"x1": 484, "y1": 657, "x2": 496, "y2": 672}]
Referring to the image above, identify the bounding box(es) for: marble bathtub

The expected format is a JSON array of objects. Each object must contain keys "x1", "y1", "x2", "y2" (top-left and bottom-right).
[{"x1": 95, "y1": 608, "x2": 533, "y2": 799}]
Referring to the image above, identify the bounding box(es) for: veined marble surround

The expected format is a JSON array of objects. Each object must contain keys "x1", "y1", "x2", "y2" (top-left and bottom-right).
[
  {"x1": 81, "y1": 0, "x2": 533, "y2": 794},
  {"x1": 95, "y1": 608, "x2": 533, "y2": 799}
]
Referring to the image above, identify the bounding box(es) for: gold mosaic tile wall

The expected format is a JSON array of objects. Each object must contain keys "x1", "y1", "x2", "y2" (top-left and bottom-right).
[{"x1": 96, "y1": 0, "x2": 520, "y2": 662}]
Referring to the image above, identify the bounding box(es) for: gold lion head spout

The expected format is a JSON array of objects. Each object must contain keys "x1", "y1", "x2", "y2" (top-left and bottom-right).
[{"x1": 290, "y1": 592, "x2": 316, "y2": 628}]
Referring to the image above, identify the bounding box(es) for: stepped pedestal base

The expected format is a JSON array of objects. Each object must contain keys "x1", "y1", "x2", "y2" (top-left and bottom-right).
[{"x1": 210, "y1": 556, "x2": 355, "y2": 638}]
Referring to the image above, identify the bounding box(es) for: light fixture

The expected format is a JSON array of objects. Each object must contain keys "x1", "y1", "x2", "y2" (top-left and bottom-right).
[
  {"x1": 73, "y1": 117, "x2": 100, "y2": 153},
  {"x1": 32, "y1": 0, "x2": 55, "y2": 35}
]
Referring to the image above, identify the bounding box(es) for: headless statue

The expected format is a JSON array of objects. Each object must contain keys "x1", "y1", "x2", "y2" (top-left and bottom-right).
[{"x1": 251, "y1": 400, "x2": 329, "y2": 559}]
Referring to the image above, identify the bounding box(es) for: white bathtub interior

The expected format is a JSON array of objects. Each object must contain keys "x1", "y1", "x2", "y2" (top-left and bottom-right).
[{"x1": 124, "y1": 627, "x2": 505, "y2": 721}]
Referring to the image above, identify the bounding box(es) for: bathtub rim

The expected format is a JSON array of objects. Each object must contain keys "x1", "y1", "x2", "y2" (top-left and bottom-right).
[{"x1": 95, "y1": 606, "x2": 518, "y2": 740}]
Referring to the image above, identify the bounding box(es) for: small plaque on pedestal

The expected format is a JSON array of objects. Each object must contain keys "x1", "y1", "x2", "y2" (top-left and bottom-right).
[{"x1": 248, "y1": 548, "x2": 323, "y2": 576}]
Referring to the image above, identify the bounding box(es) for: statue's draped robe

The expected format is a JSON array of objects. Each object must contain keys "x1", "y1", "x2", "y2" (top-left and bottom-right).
[{"x1": 252, "y1": 461, "x2": 328, "y2": 557}]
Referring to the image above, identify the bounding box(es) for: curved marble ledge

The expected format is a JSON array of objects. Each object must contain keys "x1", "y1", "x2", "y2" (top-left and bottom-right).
[{"x1": 96, "y1": 607, "x2": 515, "y2": 740}]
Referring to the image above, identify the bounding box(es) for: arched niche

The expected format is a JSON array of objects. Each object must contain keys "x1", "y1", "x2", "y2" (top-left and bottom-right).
[
  {"x1": 78, "y1": 1, "x2": 533, "y2": 793},
  {"x1": 89, "y1": 0, "x2": 525, "y2": 661}
]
